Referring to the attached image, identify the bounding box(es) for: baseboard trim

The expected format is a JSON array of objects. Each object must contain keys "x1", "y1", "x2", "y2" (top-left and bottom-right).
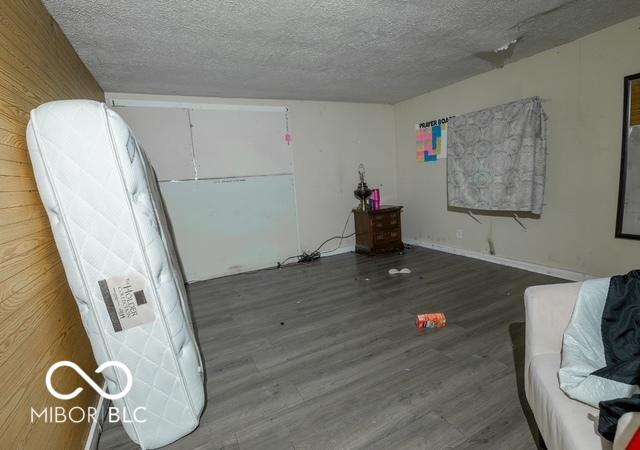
[
  {"x1": 404, "y1": 239, "x2": 593, "y2": 282},
  {"x1": 321, "y1": 245, "x2": 355, "y2": 257},
  {"x1": 84, "y1": 385, "x2": 109, "y2": 450}
]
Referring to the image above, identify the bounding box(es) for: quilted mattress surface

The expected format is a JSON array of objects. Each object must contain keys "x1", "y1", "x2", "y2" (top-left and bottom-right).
[{"x1": 26, "y1": 100, "x2": 205, "y2": 449}]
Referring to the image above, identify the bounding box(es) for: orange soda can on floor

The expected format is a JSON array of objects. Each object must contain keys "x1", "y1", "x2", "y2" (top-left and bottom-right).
[{"x1": 416, "y1": 312, "x2": 447, "y2": 329}]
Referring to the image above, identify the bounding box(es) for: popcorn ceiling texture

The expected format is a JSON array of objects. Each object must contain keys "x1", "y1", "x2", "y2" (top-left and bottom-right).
[{"x1": 43, "y1": 0, "x2": 640, "y2": 103}]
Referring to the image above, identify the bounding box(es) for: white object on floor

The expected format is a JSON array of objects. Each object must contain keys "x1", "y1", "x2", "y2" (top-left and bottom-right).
[
  {"x1": 27, "y1": 100, "x2": 205, "y2": 449},
  {"x1": 388, "y1": 268, "x2": 411, "y2": 275}
]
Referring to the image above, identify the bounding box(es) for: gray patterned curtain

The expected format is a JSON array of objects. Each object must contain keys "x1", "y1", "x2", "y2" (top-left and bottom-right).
[{"x1": 447, "y1": 97, "x2": 547, "y2": 214}]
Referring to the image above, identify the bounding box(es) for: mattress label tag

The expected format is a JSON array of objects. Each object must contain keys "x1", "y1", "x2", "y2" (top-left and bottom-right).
[{"x1": 98, "y1": 275, "x2": 155, "y2": 333}]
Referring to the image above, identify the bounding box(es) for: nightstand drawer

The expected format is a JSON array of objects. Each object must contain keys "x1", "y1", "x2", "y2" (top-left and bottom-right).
[
  {"x1": 372, "y1": 212, "x2": 400, "y2": 230},
  {"x1": 373, "y1": 229, "x2": 401, "y2": 243}
]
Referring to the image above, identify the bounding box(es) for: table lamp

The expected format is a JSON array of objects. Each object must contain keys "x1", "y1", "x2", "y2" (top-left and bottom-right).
[{"x1": 353, "y1": 163, "x2": 372, "y2": 211}]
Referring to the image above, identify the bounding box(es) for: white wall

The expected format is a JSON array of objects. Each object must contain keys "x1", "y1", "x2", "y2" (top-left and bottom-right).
[
  {"x1": 393, "y1": 16, "x2": 640, "y2": 277},
  {"x1": 159, "y1": 176, "x2": 299, "y2": 281},
  {"x1": 107, "y1": 16, "x2": 640, "y2": 279},
  {"x1": 114, "y1": 103, "x2": 300, "y2": 281},
  {"x1": 105, "y1": 92, "x2": 398, "y2": 264}
]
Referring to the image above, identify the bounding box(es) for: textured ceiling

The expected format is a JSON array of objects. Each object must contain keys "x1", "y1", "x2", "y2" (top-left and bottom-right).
[{"x1": 44, "y1": 0, "x2": 640, "y2": 103}]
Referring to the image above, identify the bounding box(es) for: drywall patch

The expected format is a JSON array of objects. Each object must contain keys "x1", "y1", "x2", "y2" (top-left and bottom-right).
[{"x1": 475, "y1": 37, "x2": 522, "y2": 69}]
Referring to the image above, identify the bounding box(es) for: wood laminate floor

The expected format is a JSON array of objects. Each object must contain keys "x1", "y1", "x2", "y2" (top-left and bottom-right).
[{"x1": 99, "y1": 247, "x2": 562, "y2": 450}]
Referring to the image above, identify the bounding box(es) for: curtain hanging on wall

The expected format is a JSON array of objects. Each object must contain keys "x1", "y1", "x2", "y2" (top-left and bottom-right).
[{"x1": 447, "y1": 96, "x2": 548, "y2": 214}]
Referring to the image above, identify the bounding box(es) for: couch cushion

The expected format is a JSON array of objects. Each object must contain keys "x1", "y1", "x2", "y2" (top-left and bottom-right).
[
  {"x1": 559, "y1": 277, "x2": 640, "y2": 407},
  {"x1": 528, "y1": 353, "x2": 612, "y2": 450}
]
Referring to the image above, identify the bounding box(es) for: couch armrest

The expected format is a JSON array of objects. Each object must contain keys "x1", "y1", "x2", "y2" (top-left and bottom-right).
[
  {"x1": 524, "y1": 282, "x2": 582, "y2": 377},
  {"x1": 614, "y1": 412, "x2": 640, "y2": 450}
]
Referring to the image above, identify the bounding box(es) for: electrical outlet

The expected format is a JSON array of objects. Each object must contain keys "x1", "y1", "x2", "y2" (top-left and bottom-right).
[{"x1": 456, "y1": 229, "x2": 463, "y2": 240}]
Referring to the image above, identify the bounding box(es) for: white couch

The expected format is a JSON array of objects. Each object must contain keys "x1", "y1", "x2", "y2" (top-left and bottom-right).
[{"x1": 524, "y1": 282, "x2": 640, "y2": 450}]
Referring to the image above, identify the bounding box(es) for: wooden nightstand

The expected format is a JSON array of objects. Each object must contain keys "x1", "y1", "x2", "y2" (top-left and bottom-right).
[{"x1": 353, "y1": 205, "x2": 404, "y2": 255}]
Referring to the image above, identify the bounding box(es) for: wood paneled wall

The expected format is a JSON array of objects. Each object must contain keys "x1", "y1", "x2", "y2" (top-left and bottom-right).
[
  {"x1": 631, "y1": 79, "x2": 640, "y2": 127},
  {"x1": 0, "y1": 0, "x2": 103, "y2": 448}
]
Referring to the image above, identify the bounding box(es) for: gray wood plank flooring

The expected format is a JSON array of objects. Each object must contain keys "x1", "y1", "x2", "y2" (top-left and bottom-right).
[{"x1": 98, "y1": 247, "x2": 561, "y2": 450}]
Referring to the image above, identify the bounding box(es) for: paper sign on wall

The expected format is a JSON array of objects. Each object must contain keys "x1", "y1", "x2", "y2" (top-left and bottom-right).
[{"x1": 416, "y1": 116, "x2": 453, "y2": 164}]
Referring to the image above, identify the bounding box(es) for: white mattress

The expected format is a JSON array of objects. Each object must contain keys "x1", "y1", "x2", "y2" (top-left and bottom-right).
[{"x1": 26, "y1": 100, "x2": 205, "y2": 449}]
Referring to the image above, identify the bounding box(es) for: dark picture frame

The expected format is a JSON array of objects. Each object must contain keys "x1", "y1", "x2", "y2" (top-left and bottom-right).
[{"x1": 615, "y1": 72, "x2": 640, "y2": 240}]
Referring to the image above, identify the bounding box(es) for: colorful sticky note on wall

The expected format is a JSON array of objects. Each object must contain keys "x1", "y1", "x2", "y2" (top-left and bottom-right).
[
  {"x1": 416, "y1": 119, "x2": 449, "y2": 163},
  {"x1": 416, "y1": 128, "x2": 429, "y2": 142}
]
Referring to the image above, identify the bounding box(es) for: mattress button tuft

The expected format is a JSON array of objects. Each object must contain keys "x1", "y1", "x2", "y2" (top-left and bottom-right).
[
  {"x1": 160, "y1": 270, "x2": 170, "y2": 283},
  {"x1": 48, "y1": 209, "x2": 60, "y2": 226}
]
